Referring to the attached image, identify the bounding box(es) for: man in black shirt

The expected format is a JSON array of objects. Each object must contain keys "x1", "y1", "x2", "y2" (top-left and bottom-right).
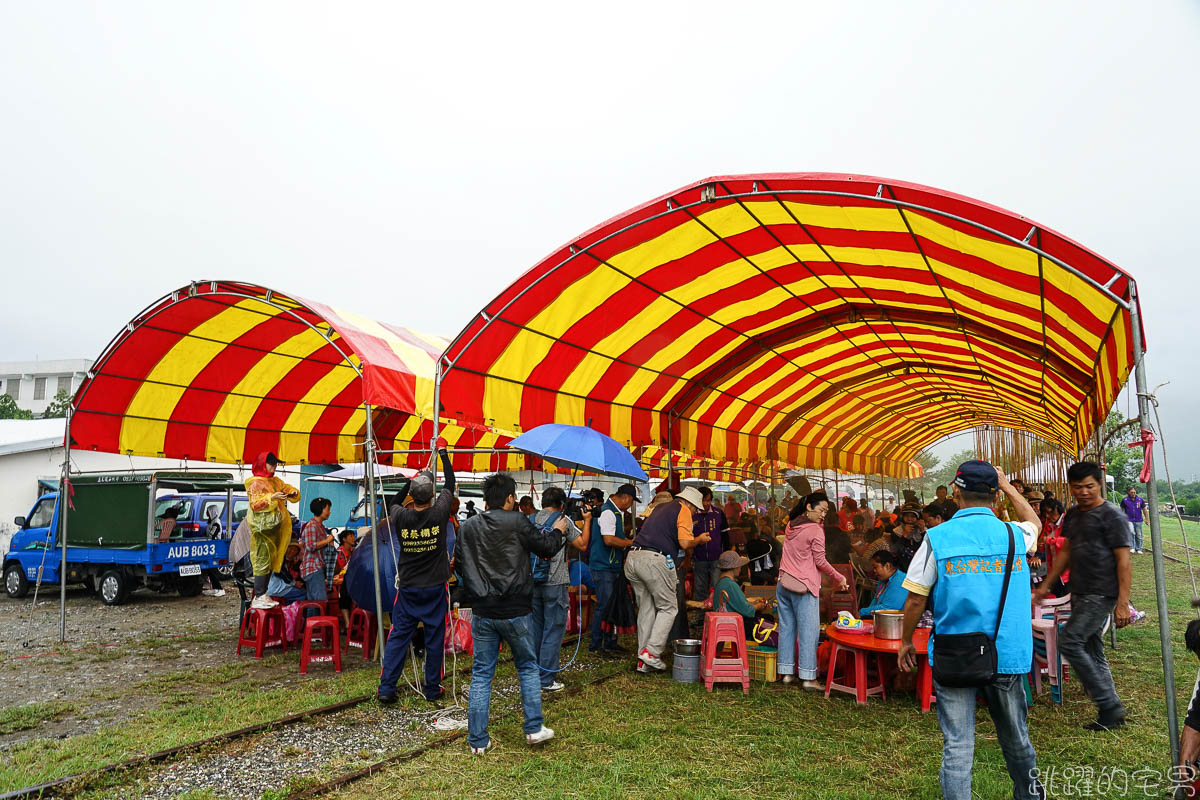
[
  {"x1": 1035, "y1": 461, "x2": 1132, "y2": 731},
  {"x1": 378, "y1": 441, "x2": 456, "y2": 704}
]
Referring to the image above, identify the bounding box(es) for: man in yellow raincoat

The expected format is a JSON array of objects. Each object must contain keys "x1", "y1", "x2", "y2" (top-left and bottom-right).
[{"x1": 247, "y1": 451, "x2": 300, "y2": 609}]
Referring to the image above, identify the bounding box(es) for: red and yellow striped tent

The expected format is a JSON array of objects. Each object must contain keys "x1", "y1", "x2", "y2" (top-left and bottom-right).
[
  {"x1": 69, "y1": 281, "x2": 523, "y2": 472},
  {"x1": 439, "y1": 173, "x2": 1142, "y2": 479}
]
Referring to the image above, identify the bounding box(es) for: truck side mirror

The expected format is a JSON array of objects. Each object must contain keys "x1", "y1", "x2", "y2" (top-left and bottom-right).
[{"x1": 13, "y1": 516, "x2": 25, "y2": 528}]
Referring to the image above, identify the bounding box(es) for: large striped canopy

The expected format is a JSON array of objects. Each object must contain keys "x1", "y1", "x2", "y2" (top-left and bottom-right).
[
  {"x1": 70, "y1": 281, "x2": 522, "y2": 472},
  {"x1": 441, "y1": 174, "x2": 1142, "y2": 478}
]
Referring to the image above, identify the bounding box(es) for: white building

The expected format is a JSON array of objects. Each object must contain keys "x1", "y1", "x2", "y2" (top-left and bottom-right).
[{"x1": 0, "y1": 359, "x2": 91, "y2": 417}]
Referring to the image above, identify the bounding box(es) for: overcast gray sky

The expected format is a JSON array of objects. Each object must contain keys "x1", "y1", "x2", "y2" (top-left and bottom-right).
[{"x1": 2, "y1": 1, "x2": 1197, "y2": 478}]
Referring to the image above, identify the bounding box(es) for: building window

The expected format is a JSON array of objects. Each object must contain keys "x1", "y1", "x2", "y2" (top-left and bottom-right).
[
  {"x1": 57, "y1": 376, "x2": 71, "y2": 396},
  {"x1": 34, "y1": 377, "x2": 46, "y2": 401},
  {"x1": 8, "y1": 379, "x2": 20, "y2": 400}
]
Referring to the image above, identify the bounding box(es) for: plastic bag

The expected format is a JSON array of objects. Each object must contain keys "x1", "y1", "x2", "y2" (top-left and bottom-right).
[
  {"x1": 250, "y1": 507, "x2": 282, "y2": 537},
  {"x1": 445, "y1": 607, "x2": 473, "y2": 654}
]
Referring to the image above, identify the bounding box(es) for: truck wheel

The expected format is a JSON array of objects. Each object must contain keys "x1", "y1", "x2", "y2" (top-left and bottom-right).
[
  {"x1": 4, "y1": 564, "x2": 29, "y2": 599},
  {"x1": 177, "y1": 575, "x2": 202, "y2": 597},
  {"x1": 98, "y1": 570, "x2": 129, "y2": 606}
]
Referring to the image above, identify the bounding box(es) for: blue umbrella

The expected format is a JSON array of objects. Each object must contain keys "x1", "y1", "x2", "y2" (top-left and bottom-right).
[{"x1": 506, "y1": 423, "x2": 648, "y2": 482}]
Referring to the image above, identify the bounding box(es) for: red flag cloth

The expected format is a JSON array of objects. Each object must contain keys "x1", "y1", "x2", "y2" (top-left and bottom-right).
[
  {"x1": 1127, "y1": 428, "x2": 1156, "y2": 484},
  {"x1": 65, "y1": 477, "x2": 75, "y2": 511}
]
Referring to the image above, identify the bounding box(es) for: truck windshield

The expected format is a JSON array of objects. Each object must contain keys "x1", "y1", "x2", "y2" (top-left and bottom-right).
[
  {"x1": 27, "y1": 497, "x2": 55, "y2": 528},
  {"x1": 232, "y1": 499, "x2": 249, "y2": 522}
]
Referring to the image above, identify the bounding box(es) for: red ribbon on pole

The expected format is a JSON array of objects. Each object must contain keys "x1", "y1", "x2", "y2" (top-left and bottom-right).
[{"x1": 1127, "y1": 428, "x2": 1156, "y2": 484}]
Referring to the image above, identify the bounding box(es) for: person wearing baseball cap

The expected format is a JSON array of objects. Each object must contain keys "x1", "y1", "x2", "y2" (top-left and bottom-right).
[
  {"x1": 587, "y1": 483, "x2": 639, "y2": 655},
  {"x1": 898, "y1": 460, "x2": 1044, "y2": 799},
  {"x1": 624, "y1": 486, "x2": 709, "y2": 672},
  {"x1": 378, "y1": 437, "x2": 457, "y2": 706}
]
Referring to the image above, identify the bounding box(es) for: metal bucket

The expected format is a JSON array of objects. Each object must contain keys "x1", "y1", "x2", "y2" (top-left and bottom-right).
[
  {"x1": 873, "y1": 609, "x2": 904, "y2": 640},
  {"x1": 672, "y1": 653, "x2": 700, "y2": 682},
  {"x1": 674, "y1": 638, "x2": 702, "y2": 656}
]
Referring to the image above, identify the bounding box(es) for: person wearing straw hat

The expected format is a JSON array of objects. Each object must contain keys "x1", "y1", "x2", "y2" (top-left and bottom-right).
[
  {"x1": 712, "y1": 550, "x2": 766, "y2": 623},
  {"x1": 625, "y1": 485, "x2": 709, "y2": 672}
]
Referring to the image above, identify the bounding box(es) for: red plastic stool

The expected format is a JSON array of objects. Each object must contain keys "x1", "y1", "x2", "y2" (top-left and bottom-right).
[
  {"x1": 701, "y1": 612, "x2": 749, "y2": 694},
  {"x1": 346, "y1": 607, "x2": 377, "y2": 659},
  {"x1": 300, "y1": 615, "x2": 342, "y2": 674},
  {"x1": 237, "y1": 606, "x2": 288, "y2": 658},
  {"x1": 295, "y1": 600, "x2": 325, "y2": 638},
  {"x1": 824, "y1": 641, "x2": 886, "y2": 704},
  {"x1": 566, "y1": 587, "x2": 594, "y2": 634}
]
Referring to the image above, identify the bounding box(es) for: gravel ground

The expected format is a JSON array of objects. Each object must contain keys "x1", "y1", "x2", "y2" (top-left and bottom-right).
[
  {"x1": 0, "y1": 586, "x2": 245, "y2": 712},
  {"x1": 110, "y1": 644, "x2": 609, "y2": 799}
]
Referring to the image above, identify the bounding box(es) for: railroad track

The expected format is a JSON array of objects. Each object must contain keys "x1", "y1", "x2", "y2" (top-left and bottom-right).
[
  {"x1": 1, "y1": 635, "x2": 590, "y2": 800},
  {"x1": 282, "y1": 669, "x2": 625, "y2": 800}
]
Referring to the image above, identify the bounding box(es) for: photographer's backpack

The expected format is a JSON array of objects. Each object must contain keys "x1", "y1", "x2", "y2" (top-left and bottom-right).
[{"x1": 531, "y1": 510, "x2": 563, "y2": 584}]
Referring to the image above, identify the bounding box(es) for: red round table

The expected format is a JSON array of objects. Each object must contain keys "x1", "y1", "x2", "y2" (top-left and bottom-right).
[{"x1": 824, "y1": 623, "x2": 933, "y2": 711}]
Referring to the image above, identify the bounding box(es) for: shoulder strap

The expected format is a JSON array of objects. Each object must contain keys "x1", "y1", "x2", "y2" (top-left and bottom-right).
[
  {"x1": 995, "y1": 522, "x2": 1016, "y2": 641},
  {"x1": 539, "y1": 510, "x2": 563, "y2": 533}
]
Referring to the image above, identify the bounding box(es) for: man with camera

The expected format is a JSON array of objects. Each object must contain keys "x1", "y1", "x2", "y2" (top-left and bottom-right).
[{"x1": 898, "y1": 461, "x2": 1043, "y2": 800}]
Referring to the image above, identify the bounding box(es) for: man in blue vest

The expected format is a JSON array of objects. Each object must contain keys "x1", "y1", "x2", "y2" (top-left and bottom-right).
[
  {"x1": 898, "y1": 461, "x2": 1043, "y2": 800},
  {"x1": 587, "y1": 484, "x2": 637, "y2": 655}
]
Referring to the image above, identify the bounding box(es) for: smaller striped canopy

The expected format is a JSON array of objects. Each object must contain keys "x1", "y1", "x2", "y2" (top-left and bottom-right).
[
  {"x1": 441, "y1": 174, "x2": 1142, "y2": 478},
  {"x1": 70, "y1": 281, "x2": 524, "y2": 472}
]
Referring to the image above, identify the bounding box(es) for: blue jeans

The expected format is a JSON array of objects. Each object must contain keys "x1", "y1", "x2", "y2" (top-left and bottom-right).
[
  {"x1": 935, "y1": 674, "x2": 1043, "y2": 800},
  {"x1": 589, "y1": 570, "x2": 619, "y2": 650},
  {"x1": 775, "y1": 586, "x2": 820, "y2": 680},
  {"x1": 530, "y1": 583, "x2": 569, "y2": 688},
  {"x1": 378, "y1": 585, "x2": 448, "y2": 701},
  {"x1": 303, "y1": 571, "x2": 327, "y2": 602},
  {"x1": 1058, "y1": 593, "x2": 1123, "y2": 716},
  {"x1": 1129, "y1": 521, "x2": 1144, "y2": 550},
  {"x1": 468, "y1": 614, "x2": 543, "y2": 748}
]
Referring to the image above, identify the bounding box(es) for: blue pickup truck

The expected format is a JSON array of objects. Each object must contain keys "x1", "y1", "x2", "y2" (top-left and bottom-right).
[{"x1": 3, "y1": 471, "x2": 243, "y2": 605}]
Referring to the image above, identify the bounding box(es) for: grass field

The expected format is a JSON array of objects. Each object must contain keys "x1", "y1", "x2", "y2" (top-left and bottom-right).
[{"x1": 4, "y1": 543, "x2": 1200, "y2": 799}]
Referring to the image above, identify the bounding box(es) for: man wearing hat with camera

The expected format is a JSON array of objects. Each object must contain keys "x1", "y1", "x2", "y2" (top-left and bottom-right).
[
  {"x1": 898, "y1": 460, "x2": 1044, "y2": 800},
  {"x1": 625, "y1": 486, "x2": 710, "y2": 672}
]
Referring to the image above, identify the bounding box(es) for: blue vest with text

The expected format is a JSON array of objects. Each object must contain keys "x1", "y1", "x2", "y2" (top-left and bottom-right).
[
  {"x1": 589, "y1": 500, "x2": 626, "y2": 573},
  {"x1": 925, "y1": 508, "x2": 1032, "y2": 674}
]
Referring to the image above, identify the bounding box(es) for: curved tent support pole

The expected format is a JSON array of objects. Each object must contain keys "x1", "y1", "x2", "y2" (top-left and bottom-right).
[
  {"x1": 1128, "y1": 284, "x2": 1178, "y2": 766},
  {"x1": 363, "y1": 404, "x2": 386, "y2": 662},
  {"x1": 59, "y1": 406, "x2": 72, "y2": 643}
]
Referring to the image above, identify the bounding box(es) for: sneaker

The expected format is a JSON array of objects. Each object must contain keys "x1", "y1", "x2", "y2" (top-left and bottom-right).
[
  {"x1": 526, "y1": 726, "x2": 555, "y2": 745},
  {"x1": 377, "y1": 690, "x2": 398, "y2": 705},
  {"x1": 470, "y1": 742, "x2": 493, "y2": 755},
  {"x1": 780, "y1": 675, "x2": 797, "y2": 686},
  {"x1": 635, "y1": 660, "x2": 651, "y2": 674},
  {"x1": 202, "y1": 589, "x2": 226, "y2": 597},
  {"x1": 250, "y1": 596, "x2": 278, "y2": 610},
  {"x1": 544, "y1": 681, "x2": 565, "y2": 693},
  {"x1": 638, "y1": 649, "x2": 666, "y2": 671},
  {"x1": 603, "y1": 643, "x2": 628, "y2": 654},
  {"x1": 800, "y1": 680, "x2": 825, "y2": 692}
]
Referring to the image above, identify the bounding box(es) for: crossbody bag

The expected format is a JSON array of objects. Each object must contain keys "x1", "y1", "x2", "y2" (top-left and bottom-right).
[{"x1": 931, "y1": 523, "x2": 1015, "y2": 688}]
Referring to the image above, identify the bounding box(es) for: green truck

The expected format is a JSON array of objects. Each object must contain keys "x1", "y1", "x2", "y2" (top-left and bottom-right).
[{"x1": 5, "y1": 471, "x2": 242, "y2": 605}]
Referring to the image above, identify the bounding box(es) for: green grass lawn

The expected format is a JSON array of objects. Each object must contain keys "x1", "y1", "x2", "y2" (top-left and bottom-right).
[
  {"x1": 347, "y1": 553, "x2": 1200, "y2": 800},
  {"x1": 5, "y1": 551, "x2": 1200, "y2": 799}
]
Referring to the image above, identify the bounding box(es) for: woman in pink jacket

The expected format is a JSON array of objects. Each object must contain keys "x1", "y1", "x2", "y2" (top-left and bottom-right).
[{"x1": 776, "y1": 492, "x2": 849, "y2": 689}]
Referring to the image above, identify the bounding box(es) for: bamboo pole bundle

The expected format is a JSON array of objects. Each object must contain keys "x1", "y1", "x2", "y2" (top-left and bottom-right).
[{"x1": 973, "y1": 425, "x2": 1071, "y2": 500}]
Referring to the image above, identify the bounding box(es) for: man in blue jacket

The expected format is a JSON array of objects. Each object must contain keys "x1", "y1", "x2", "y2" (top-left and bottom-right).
[{"x1": 898, "y1": 461, "x2": 1043, "y2": 800}]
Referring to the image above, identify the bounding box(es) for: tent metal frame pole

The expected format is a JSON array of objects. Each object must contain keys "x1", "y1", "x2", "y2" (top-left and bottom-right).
[
  {"x1": 1128, "y1": 284, "x2": 1178, "y2": 765},
  {"x1": 363, "y1": 404, "x2": 386, "y2": 662},
  {"x1": 59, "y1": 406, "x2": 73, "y2": 643}
]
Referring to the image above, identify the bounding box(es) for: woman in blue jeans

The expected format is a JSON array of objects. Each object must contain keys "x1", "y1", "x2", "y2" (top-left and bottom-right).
[{"x1": 775, "y1": 493, "x2": 848, "y2": 689}]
